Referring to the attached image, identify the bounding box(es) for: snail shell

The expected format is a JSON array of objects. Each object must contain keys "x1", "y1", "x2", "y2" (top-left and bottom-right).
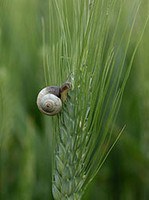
[
  {"x1": 37, "y1": 86, "x2": 62, "y2": 116},
  {"x1": 37, "y1": 82, "x2": 71, "y2": 116}
]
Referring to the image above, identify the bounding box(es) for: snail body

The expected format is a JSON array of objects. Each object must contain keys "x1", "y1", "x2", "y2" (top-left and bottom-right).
[{"x1": 37, "y1": 82, "x2": 71, "y2": 116}]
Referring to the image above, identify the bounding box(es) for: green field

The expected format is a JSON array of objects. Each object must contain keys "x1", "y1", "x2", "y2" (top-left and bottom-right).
[{"x1": 0, "y1": 1, "x2": 149, "y2": 200}]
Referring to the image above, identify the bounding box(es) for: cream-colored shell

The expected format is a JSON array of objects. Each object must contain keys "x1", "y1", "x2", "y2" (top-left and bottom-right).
[{"x1": 37, "y1": 87, "x2": 62, "y2": 116}]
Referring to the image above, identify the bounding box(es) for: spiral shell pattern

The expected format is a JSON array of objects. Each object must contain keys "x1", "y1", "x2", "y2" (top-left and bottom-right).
[{"x1": 37, "y1": 87, "x2": 62, "y2": 116}]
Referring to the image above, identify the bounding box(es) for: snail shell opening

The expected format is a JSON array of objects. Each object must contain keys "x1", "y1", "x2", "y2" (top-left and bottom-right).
[{"x1": 37, "y1": 88, "x2": 62, "y2": 116}]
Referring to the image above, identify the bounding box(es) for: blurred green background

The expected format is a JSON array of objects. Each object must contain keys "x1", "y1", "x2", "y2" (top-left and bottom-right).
[{"x1": 0, "y1": 1, "x2": 149, "y2": 200}]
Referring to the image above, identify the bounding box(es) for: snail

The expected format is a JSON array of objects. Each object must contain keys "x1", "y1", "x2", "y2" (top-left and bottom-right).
[{"x1": 37, "y1": 82, "x2": 71, "y2": 116}]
